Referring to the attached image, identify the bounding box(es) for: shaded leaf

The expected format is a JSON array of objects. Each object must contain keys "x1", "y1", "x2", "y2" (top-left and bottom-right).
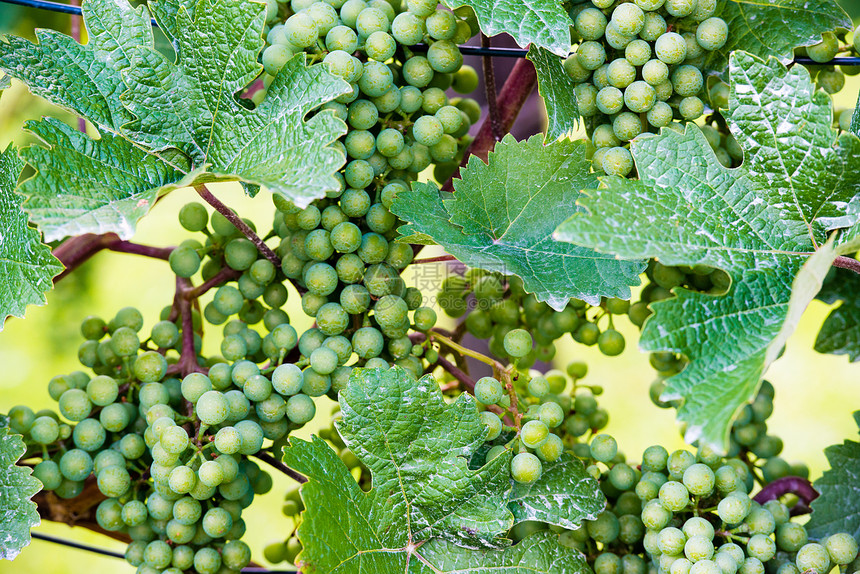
[
  {"x1": 442, "y1": 0, "x2": 572, "y2": 57},
  {"x1": 391, "y1": 135, "x2": 644, "y2": 311},
  {"x1": 527, "y1": 45, "x2": 579, "y2": 142},
  {"x1": 0, "y1": 417, "x2": 42, "y2": 560},
  {"x1": 704, "y1": 0, "x2": 851, "y2": 77},
  {"x1": 555, "y1": 52, "x2": 860, "y2": 451},
  {"x1": 808, "y1": 412, "x2": 860, "y2": 540},
  {"x1": 508, "y1": 453, "x2": 604, "y2": 529},
  {"x1": 814, "y1": 268, "x2": 860, "y2": 362},
  {"x1": 0, "y1": 144, "x2": 62, "y2": 331}
]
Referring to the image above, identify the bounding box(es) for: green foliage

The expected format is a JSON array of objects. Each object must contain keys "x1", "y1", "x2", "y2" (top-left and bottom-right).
[
  {"x1": 283, "y1": 367, "x2": 593, "y2": 573},
  {"x1": 0, "y1": 417, "x2": 42, "y2": 560},
  {"x1": 704, "y1": 0, "x2": 851, "y2": 76},
  {"x1": 392, "y1": 135, "x2": 645, "y2": 310},
  {"x1": 0, "y1": 0, "x2": 349, "y2": 241},
  {"x1": 808, "y1": 412, "x2": 860, "y2": 540},
  {"x1": 0, "y1": 144, "x2": 62, "y2": 331},
  {"x1": 556, "y1": 52, "x2": 860, "y2": 451},
  {"x1": 442, "y1": 0, "x2": 573, "y2": 57},
  {"x1": 815, "y1": 269, "x2": 860, "y2": 361},
  {"x1": 527, "y1": 46, "x2": 579, "y2": 142}
]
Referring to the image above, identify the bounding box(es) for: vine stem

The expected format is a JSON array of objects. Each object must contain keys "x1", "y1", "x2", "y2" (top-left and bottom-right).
[
  {"x1": 442, "y1": 57, "x2": 537, "y2": 191},
  {"x1": 411, "y1": 255, "x2": 456, "y2": 265},
  {"x1": 481, "y1": 34, "x2": 503, "y2": 142},
  {"x1": 195, "y1": 184, "x2": 281, "y2": 268},
  {"x1": 752, "y1": 475, "x2": 818, "y2": 516},
  {"x1": 166, "y1": 277, "x2": 207, "y2": 377},
  {"x1": 253, "y1": 451, "x2": 307, "y2": 484},
  {"x1": 833, "y1": 255, "x2": 860, "y2": 274},
  {"x1": 53, "y1": 233, "x2": 173, "y2": 282},
  {"x1": 436, "y1": 353, "x2": 475, "y2": 392}
]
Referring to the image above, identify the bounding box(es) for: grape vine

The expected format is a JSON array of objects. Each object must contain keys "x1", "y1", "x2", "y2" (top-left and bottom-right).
[{"x1": 0, "y1": 0, "x2": 859, "y2": 572}]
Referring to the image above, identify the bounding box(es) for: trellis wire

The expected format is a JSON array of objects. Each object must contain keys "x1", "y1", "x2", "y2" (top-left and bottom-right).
[
  {"x1": 2, "y1": 0, "x2": 858, "y2": 64},
  {"x1": 32, "y1": 532, "x2": 299, "y2": 573}
]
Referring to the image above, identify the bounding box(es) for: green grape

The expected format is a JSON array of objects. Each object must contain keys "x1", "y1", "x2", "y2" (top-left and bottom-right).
[
  {"x1": 503, "y1": 328, "x2": 533, "y2": 358},
  {"x1": 575, "y1": 83, "x2": 598, "y2": 117},
  {"x1": 262, "y1": 44, "x2": 293, "y2": 76},
  {"x1": 672, "y1": 65, "x2": 704, "y2": 97},
  {"x1": 536, "y1": 433, "x2": 563, "y2": 462},
  {"x1": 612, "y1": 112, "x2": 643, "y2": 142},
  {"x1": 178, "y1": 202, "x2": 208, "y2": 232},
  {"x1": 284, "y1": 12, "x2": 318, "y2": 48},
  {"x1": 655, "y1": 32, "x2": 687, "y2": 64},
  {"x1": 286, "y1": 394, "x2": 316, "y2": 424},
  {"x1": 59, "y1": 389, "x2": 92, "y2": 421},
  {"x1": 511, "y1": 452, "x2": 542, "y2": 484},
  {"x1": 607, "y1": 58, "x2": 636, "y2": 89},
  {"x1": 796, "y1": 543, "x2": 830, "y2": 573},
  {"x1": 602, "y1": 147, "x2": 634, "y2": 177},
  {"x1": 807, "y1": 32, "x2": 838, "y2": 63},
  {"x1": 590, "y1": 434, "x2": 617, "y2": 462},
  {"x1": 640, "y1": 11, "x2": 667, "y2": 41},
  {"x1": 611, "y1": 3, "x2": 644, "y2": 36},
  {"x1": 403, "y1": 56, "x2": 434, "y2": 87},
  {"x1": 588, "y1": 511, "x2": 621, "y2": 543},
  {"x1": 679, "y1": 96, "x2": 704, "y2": 120},
  {"x1": 452, "y1": 65, "x2": 479, "y2": 93},
  {"x1": 605, "y1": 22, "x2": 634, "y2": 50},
  {"x1": 480, "y1": 411, "x2": 502, "y2": 440},
  {"x1": 358, "y1": 61, "x2": 394, "y2": 97},
  {"x1": 660, "y1": 527, "x2": 687, "y2": 555},
  {"x1": 578, "y1": 41, "x2": 607, "y2": 71},
  {"x1": 427, "y1": 40, "x2": 463, "y2": 73},
  {"x1": 625, "y1": 39, "x2": 651, "y2": 66},
  {"x1": 474, "y1": 376, "x2": 504, "y2": 405},
  {"x1": 597, "y1": 87, "x2": 624, "y2": 115},
  {"x1": 564, "y1": 55, "x2": 592, "y2": 82},
  {"x1": 576, "y1": 8, "x2": 608, "y2": 41},
  {"x1": 30, "y1": 416, "x2": 60, "y2": 444},
  {"x1": 391, "y1": 12, "x2": 424, "y2": 45}
]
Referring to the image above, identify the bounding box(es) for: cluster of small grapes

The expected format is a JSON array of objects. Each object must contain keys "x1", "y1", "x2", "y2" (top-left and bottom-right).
[
  {"x1": 797, "y1": 26, "x2": 860, "y2": 96},
  {"x1": 257, "y1": 0, "x2": 482, "y2": 185},
  {"x1": 468, "y1": 329, "x2": 609, "y2": 486},
  {"x1": 437, "y1": 269, "x2": 631, "y2": 364},
  {"x1": 503, "y1": 392, "x2": 860, "y2": 574},
  {"x1": 563, "y1": 0, "x2": 729, "y2": 176},
  {"x1": 7, "y1": 306, "x2": 339, "y2": 574}
]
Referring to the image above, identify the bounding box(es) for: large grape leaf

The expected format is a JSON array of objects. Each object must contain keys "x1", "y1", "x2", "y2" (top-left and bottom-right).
[
  {"x1": 283, "y1": 436, "x2": 590, "y2": 574},
  {"x1": 813, "y1": 268, "x2": 860, "y2": 362},
  {"x1": 555, "y1": 52, "x2": 860, "y2": 451},
  {"x1": 527, "y1": 46, "x2": 579, "y2": 143},
  {"x1": 442, "y1": 0, "x2": 572, "y2": 57},
  {"x1": 0, "y1": 144, "x2": 63, "y2": 331},
  {"x1": 704, "y1": 0, "x2": 851, "y2": 76},
  {"x1": 807, "y1": 412, "x2": 860, "y2": 540},
  {"x1": 0, "y1": 0, "x2": 349, "y2": 240},
  {"x1": 0, "y1": 417, "x2": 42, "y2": 560},
  {"x1": 334, "y1": 367, "x2": 514, "y2": 550},
  {"x1": 283, "y1": 367, "x2": 592, "y2": 572},
  {"x1": 508, "y1": 453, "x2": 604, "y2": 529},
  {"x1": 391, "y1": 135, "x2": 645, "y2": 310}
]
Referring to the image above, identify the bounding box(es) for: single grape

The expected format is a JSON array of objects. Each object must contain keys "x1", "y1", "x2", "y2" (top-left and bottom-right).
[{"x1": 511, "y1": 452, "x2": 543, "y2": 484}]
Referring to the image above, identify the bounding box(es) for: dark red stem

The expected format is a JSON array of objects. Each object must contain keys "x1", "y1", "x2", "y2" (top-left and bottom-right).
[
  {"x1": 436, "y1": 354, "x2": 476, "y2": 393},
  {"x1": 195, "y1": 185, "x2": 280, "y2": 268},
  {"x1": 187, "y1": 267, "x2": 242, "y2": 299},
  {"x1": 833, "y1": 255, "x2": 860, "y2": 274},
  {"x1": 443, "y1": 57, "x2": 537, "y2": 190},
  {"x1": 753, "y1": 476, "x2": 818, "y2": 516},
  {"x1": 166, "y1": 277, "x2": 206, "y2": 377},
  {"x1": 53, "y1": 233, "x2": 174, "y2": 282},
  {"x1": 481, "y1": 34, "x2": 503, "y2": 143}
]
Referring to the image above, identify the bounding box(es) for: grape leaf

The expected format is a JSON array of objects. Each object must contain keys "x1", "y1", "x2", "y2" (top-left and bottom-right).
[
  {"x1": 555, "y1": 52, "x2": 860, "y2": 451},
  {"x1": 283, "y1": 436, "x2": 590, "y2": 574},
  {"x1": 807, "y1": 412, "x2": 860, "y2": 540},
  {"x1": 508, "y1": 453, "x2": 604, "y2": 529},
  {"x1": 442, "y1": 0, "x2": 572, "y2": 57},
  {"x1": 0, "y1": 417, "x2": 42, "y2": 560},
  {"x1": 283, "y1": 367, "x2": 592, "y2": 573},
  {"x1": 391, "y1": 135, "x2": 645, "y2": 310},
  {"x1": 813, "y1": 268, "x2": 860, "y2": 362},
  {"x1": 704, "y1": 0, "x2": 851, "y2": 76},
  {"x1": 0, "y1": 144, "x2": 63, "y2": 331},
  {"x1": 334, "y1": 367, "x2": 514, "y2": 550},
  {"x1": 527, "y1": 46, "x2": 579, "y2": 142},
  {"x1": 0, "y1": 0, "x2": 349, "y2": 240}
]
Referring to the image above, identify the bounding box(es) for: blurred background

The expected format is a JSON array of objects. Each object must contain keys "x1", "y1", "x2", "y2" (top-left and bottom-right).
[{"x1": 1, "y1": 1, "x2": 859, "y2": 572}]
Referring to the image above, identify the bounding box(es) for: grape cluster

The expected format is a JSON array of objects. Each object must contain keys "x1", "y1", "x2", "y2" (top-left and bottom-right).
[
  {"x1": 437, "y1": 269, "x2": 631, "y2": 364},
  {"x1": 257, "y1": 0, "x2": 482, "y2": 185},
  {"x1": 5, "y1": 307, "x2": 339, "y2": 573},
  {"x1": 497, "y1": 381, "x2": 860, "y2": 574},
  {"x1": 564, "y1": 0, "x2": 729, "y2": 176}
]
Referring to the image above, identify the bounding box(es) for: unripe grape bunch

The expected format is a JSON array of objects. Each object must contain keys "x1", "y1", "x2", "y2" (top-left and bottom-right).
[{"x1": 564, "y1": 0, "x2": 729, "y2": 176}]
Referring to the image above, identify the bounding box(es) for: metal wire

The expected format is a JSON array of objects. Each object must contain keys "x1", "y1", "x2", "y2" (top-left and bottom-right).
[
  {"x1": 4, "y1": 0, "x2": 860, "y2": 64},
  {"x1": 31, "y1": 532, "x2": 299, "y2": 573}
]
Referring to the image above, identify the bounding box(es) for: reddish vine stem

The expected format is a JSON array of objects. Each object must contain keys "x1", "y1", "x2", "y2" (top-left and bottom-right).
[
  {"x1": 833, "y1": 255, "x2": 860, "y2": 274},
  {"x1": 436, "y1": 353, "x2": 475, "y2": 392},
  {"x1": 442, "y1": 57, "x2": 537, "y2": 191},
  {"x1": 481, "y1": 34, "x2": 503, "y2": 143},
  {"x1": 412, "y1": 255, "x2": 456, "y2": 265},
  {"x1": 195, "y1": 184, "x2": 281, "y2": 268},
  {"x1": 186, "y1": 267, "x2": 242, "y2": 299},
  {"x1": 53, "y1": 233, "x2": 173, "y2": 282},
  {"x1": 167, "y1": 277, "x2": 206, "y2": 377},
  {"x1": 253, "y1": 451, "x2": 307, "y2": 484},
  {"x1": 753, "y1": 476, "x2": 818, "y2": 516}
]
